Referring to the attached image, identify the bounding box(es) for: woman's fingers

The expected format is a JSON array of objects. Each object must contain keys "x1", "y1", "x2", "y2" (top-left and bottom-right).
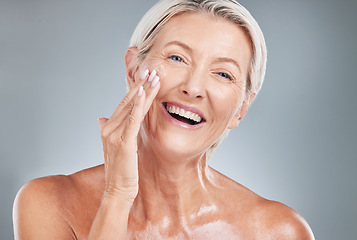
[
  {"x1": 100, "y1": 70, "x2": 150, "y2": 135},
  {"x1": 143, "y1": 80, "x2": 160, "y2": 115},
  {"x1": 98, "y1": 117, "x2": 110, "y2": 164},
  {"x1": 104, "y1": 80, "x2": 145, "y2": 127},
  {"x1": 121, "y1": 86, "x2": 146, "y2": 145},
  {"x1": 98, "y1": 118, "x2": 109, "y2": 156},
  {"x1": 101, "y1": 70, "x2": 160, "y2": 140},
  {"x1": 122, "y1": 72, "x2": 161, "y2": 143},
  {"x1": 98, "y1": 118, "x2": 109, "y2": 129},
  {"x1": 109, "y1": 68, "x2": 160, "y2": 124}
]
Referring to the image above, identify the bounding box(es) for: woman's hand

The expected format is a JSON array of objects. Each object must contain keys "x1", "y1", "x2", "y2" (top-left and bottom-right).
[
  {"x1": 88, "y1": 70, "x2": 160, "y2": 239},
  {"x1": 98, "y1": 69, "x2": 160, "y2": 203}
]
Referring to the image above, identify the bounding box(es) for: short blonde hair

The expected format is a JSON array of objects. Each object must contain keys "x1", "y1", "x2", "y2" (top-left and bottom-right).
[{"x1": 130, "y1": 0, "x2": 267, "y2": 95}]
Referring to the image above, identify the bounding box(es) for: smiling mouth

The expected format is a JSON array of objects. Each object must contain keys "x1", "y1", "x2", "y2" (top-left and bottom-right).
[{"x1": 164, "y1": 103, "x2": 205, "y2": 125}]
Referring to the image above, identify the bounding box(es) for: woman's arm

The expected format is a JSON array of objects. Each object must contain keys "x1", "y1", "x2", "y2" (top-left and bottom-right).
[
  {"x1": 87, "y1": 193, "x2": 134, "y2": 239},
  {"x1": 13, "y1": 65, "x2": 159, "y2": 239}
]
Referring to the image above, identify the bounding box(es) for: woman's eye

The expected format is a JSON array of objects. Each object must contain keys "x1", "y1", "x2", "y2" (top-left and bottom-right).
[
  {"x1": 218, "y1": 72, "x2": 232, "y2": 80},
  {"x1": 170, "y1": 55, "x2": 183, "y2": 62}
]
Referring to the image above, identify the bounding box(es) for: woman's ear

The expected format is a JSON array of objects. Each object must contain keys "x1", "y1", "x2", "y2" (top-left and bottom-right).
[
  {"x1": 228, "y1": 92, "x2": 256, "y2": 129},
  {"x1": 124, "y1": 47, "x2": 139, "y2": 89}
]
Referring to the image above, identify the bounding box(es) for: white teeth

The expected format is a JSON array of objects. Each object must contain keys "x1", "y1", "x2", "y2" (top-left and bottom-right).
[{"x1": 166, "y1": 105, "x2": 202, "y2": 123}]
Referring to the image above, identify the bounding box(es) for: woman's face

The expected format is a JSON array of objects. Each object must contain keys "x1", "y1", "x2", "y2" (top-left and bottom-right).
[{"x1": 138, "y1": 12, "x2": 252, "y2": 158}]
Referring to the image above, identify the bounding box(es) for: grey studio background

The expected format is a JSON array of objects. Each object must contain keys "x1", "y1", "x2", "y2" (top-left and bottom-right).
[{"x1": 1, "y1": 0, "x2": 356, "y2": 239}]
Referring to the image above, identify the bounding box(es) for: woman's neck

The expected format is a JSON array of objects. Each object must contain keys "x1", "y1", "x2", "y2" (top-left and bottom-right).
[{"x1": 130, "y1": 137, "x2": 216, "y2": 232}]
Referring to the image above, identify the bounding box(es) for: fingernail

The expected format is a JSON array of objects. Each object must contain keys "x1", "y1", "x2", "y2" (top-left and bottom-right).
[
  {"x1": 148, "y1": 70, "x2": 157, "y2": 82},
  {"x1": 141, "y1": 69, "x2": 149, "y2": 80},
  {"x1": 138, "y1": 85, "x2": 144, "y2": 96},
  {"x1": 151, "y1": 75, "x2": 160, "y2": 88}
]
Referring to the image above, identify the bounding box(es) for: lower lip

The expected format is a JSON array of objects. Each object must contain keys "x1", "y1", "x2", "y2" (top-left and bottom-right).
[{"x1": 160, "y1": 104, "x2": 206, "y2": 130}]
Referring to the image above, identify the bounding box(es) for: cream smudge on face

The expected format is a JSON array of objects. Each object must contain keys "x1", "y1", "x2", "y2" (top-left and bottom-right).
[{"x1": 140, "y1": 62, "x2": 167, "y2": 80}]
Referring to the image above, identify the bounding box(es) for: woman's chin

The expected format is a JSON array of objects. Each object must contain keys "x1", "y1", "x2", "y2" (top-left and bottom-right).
[{"x1": 144, "y1": 130, "x2": 208, "y2": 161}]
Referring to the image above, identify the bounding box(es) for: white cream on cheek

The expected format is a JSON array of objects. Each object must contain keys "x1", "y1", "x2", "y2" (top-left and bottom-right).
[
  {"x1": 152, "y1": 64, "x2": 167, "y2": 79},
  {"x1": 139, "y1": 57, "x2": 167, "y2": 85}
]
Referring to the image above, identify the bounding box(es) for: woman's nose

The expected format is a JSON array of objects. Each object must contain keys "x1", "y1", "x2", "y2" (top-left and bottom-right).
[{"x1": 179, "y1": 71, "x2": 206, "y2": 99}]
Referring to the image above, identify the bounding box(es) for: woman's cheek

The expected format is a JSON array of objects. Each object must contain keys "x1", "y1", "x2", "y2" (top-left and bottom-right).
[
  {"x1": 210, "y1": 82, "x2": 243, "y2": 117},
  {"x1": 160, "y1": 64, "x2": 188, "y2": 87}
]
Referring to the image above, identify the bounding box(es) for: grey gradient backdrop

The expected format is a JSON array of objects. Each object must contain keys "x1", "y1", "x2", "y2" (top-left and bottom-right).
[{"x1": 1, "y1": 0, "x2": 356, "y2": 239}]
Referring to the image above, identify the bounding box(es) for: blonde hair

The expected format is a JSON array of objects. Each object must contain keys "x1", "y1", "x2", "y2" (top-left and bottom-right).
[
  {"x1": 130, "y1": 0, "x2": 267, "y2": 159},
  {"x1": 130, "y1": 0, "x2": 267, "y2": 95}
]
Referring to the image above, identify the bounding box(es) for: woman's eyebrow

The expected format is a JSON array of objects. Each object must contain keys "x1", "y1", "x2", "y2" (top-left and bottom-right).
[
  {"x1": 164, "y1": 41, "x2": 193, "y2": 53},
  {"x1": 213, "y1": 57, "x2": 241, "y2": 73}
]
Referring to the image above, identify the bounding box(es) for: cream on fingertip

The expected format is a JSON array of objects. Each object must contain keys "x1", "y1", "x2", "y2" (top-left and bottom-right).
[
  {"x1": 151, "y1": 75, "x2": 160, "y2": 88},
  {"x1": 148, "y1": 70, "x2": 157, "y2": 82},
  {"x1": 141, "y1": 69, "x2": 149, "y2": 80}
]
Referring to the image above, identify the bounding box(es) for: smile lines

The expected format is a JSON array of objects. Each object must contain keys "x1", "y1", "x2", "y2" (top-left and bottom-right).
[{"x1": 166, "y1": 105, "x2": 203, "y2": 123}]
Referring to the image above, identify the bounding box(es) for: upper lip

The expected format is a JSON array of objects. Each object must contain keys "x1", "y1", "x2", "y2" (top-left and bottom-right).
[{"x1": 163, "y1": 101, "x2": 206, "y2": 121}]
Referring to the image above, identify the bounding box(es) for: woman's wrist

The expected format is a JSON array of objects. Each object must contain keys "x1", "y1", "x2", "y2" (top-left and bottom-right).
[
  {"x1": 103, "y1": 187, "x2": 137, "y2": 207},
  {"x1": 88, "y1": 191, "x2": 134, "y2": 240}
]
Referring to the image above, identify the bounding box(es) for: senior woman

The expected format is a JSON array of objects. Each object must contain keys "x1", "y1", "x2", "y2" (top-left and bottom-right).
[{"x1": 13, "y1": 0, "x2": 314, "y2": 239}]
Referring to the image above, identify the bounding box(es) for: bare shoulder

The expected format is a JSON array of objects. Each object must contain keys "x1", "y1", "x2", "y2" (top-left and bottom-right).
[
  {"x1": 208, "y1": 167, "x2": 314, "y2": 239},
  {"x1": 13, "y1": 172, "x2": 78, "y2": 239},
  {"x1": 251, "y1": 199, "x2": 315, "y2": 240},
  {"x1": 13, "y1": 165, "x2": 105, "y2": 240}
]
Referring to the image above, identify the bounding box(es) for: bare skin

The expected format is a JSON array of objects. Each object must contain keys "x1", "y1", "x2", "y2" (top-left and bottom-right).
[{"x1": 13, "y1": 13, "x2": 314, "y2": 239}]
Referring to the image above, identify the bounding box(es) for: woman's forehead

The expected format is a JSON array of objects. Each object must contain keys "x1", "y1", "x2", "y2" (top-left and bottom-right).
[{"x1": 153, "y1": 12, "x2": 252, "y2": 67}]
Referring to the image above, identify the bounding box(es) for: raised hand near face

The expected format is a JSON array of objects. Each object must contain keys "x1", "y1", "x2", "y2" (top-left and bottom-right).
[{"x1": 98, "y1": 69, "x2": 160, "y2": 203}]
